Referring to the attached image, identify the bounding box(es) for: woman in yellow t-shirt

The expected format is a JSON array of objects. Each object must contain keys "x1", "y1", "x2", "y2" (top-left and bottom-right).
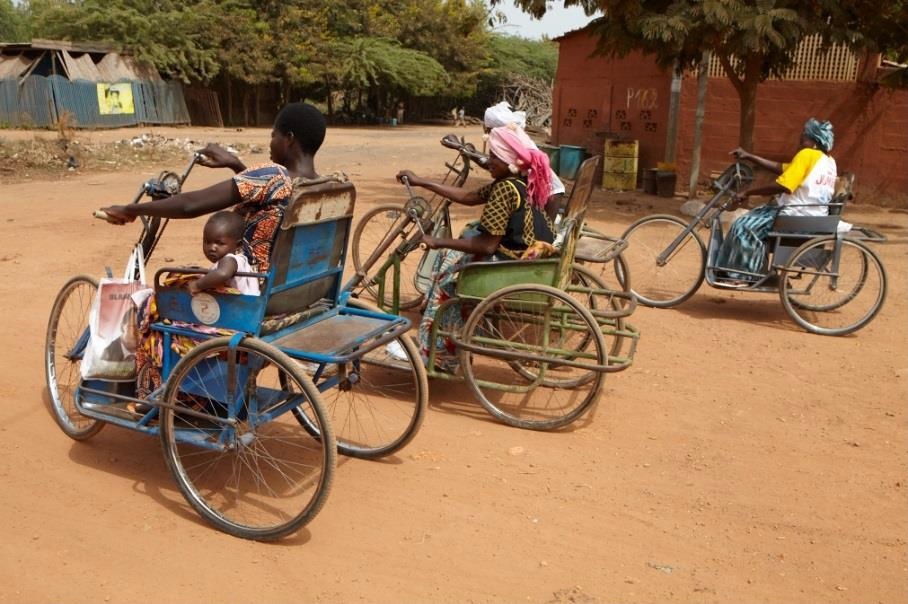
[{"x1": 717, "y1": 118, "x2": 837, "y2": 281}]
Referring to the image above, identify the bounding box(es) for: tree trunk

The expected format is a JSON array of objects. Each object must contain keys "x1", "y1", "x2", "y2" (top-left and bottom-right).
[
  {"x1": 226, "y1": 77, "x2": 233, "y2": 127},
  {"x1": 718, "y1": 53, "x2": 762, "y2": 151},
  {"x1": 737, "y1": 80, "x2": 758, "y2": 151},
  {"x1": 688, "y1": 53, "x2": 710, "y2": 200},
  {"x1": 736, "y1": 56, "x2": 763, "y2": 151}
]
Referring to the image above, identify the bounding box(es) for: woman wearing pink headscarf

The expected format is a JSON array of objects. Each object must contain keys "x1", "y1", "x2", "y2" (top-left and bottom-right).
[{"x1": 394, "y1": 126, "x2": 555, "y2": 371}]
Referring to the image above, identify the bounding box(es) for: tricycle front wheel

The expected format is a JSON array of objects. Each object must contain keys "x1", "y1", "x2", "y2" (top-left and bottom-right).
[
  {"x1": 45, "y1": 275, "x2": 105, "y2": 440},
  {"x1": 621, "y1": 215, "x2": 706, "y2": 307}
]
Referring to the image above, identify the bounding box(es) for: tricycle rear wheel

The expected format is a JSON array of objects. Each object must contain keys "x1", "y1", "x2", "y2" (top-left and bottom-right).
[
  {"x1": 460, "y1": 284, "x2": 607, "y2": 430},
  {"x1": 160, "y1": 336, "x2": 335, "y2": 541}
]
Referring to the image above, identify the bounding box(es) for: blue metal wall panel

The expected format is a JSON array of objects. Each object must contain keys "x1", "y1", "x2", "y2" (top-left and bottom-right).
[
  {"x1": 52, "y1": 76, "x2": 139, "y2": 128},
  {"x1": 0, "y1": 75, "x2": 191, "y2": 128}
]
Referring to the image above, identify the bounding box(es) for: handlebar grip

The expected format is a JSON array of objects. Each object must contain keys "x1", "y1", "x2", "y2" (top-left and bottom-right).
[{"x1": 92, "y1": 209, "x2": 117, "y2": 223}]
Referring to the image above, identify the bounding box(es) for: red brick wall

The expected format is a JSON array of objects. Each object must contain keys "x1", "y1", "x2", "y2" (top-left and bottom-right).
[
  {"x1": 675, "y1": 77, "x2": 908, "y2": 201},
  {"x1": 552, "y1": 31, "x2": 673, "y2": 177},
  {"x1": 554, "y1": 31, "x2": 908, "y2": 200}
]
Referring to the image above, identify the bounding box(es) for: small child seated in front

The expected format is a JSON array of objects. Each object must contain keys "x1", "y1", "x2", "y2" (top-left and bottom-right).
[{"x1": 188, "y1": 210, "x2": 260, "y2": 296}]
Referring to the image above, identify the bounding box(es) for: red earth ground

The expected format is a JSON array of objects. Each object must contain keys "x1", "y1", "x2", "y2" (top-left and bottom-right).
[{"x1": 0, "y1": 124, "x2": 905, "y2": 604}]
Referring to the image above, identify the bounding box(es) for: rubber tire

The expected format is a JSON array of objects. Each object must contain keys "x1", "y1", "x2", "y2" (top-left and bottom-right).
[
  {"x1": 45, "y1": 275, "x2": 105, "y2": 440},
  {"x1": 779, "y1": 236, "x2": 887, "y2": 336},
  {"x1": 295, "y1": 298, "x2": 429, "y2": 459},
  {"x1": 160, "y1": 336, "x2": 336, "y2": 541},
  {"x1": 621, "y1": 214, "x2": 706, "y2": 307},
  {"x1": 461, "y1": 284, "x2": 607, "y2": 430}
]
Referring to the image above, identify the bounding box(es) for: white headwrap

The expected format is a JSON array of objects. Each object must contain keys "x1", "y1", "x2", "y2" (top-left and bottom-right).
[{"x1": 483, "y1": 101, "x2": 527, "y2": 130}]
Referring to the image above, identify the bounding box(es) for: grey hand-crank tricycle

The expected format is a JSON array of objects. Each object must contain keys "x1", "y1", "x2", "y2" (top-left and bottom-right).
[{"x1": 620, "y1": 161, "x2": 887, "y2": 336}]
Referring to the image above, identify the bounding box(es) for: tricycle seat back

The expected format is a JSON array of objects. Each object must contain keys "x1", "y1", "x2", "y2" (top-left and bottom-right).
[
  {"x1": 155, "y1": 175, "x2": 356, "y2": 335},
  {"x1": 265, "y1": 176, "x2": 356, "y2": 316}
]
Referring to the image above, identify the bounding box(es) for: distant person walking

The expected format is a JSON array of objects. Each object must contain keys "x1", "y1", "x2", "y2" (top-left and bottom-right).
[
  {"x1": 450, "y1": 107, "x2": 458, "y2": 126},
  {"x1": 457, "y1": 107, "x2": 466, "y2": 127}
]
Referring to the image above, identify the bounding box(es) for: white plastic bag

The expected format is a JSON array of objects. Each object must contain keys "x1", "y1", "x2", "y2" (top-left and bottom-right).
[{"x1": 81, "y1": 246, "x2": 154, "y2": 381}]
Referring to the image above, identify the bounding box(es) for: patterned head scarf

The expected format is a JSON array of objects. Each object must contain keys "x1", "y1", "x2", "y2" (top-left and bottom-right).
[
  {"x1": 803, "y1": 118, "x2": 834, "y2": 153},
  {"x1": 483, "y1": 101, "x2": 527, "y2": 130},
  {"x1": 487, "y1": 125, "x2": 552, "y2": 210}
]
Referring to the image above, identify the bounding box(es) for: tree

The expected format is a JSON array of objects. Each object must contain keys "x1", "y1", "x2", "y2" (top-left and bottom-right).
[
  {"x1": 28, "y1": 0, "x2": 224, "y2": 83},
  {"x1": 323, "y1": 36, "x2": 449, "y2": 116},
  {"x1": 496, "y1": 0, "x2": 907, "y2": 148},
  {"x1": 818, "y1": 0, "x2": 908, "y2": 89},
  {"x1": 0, "y1": 0, "x2": 30, "y2": 41},
  {"x1": 473, "y1": 34, "x2": 558, "y2": 120}
]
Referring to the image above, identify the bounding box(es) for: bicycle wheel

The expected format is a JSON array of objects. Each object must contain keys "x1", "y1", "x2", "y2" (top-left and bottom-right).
[
  {"x1": 295, "y1": 300, "x2": 429, "y2": 459},
  {"x1": 45, "y1": 275, "x2": 105, "y2": 440},
  {"x1": 621, "y1": 214, "x2": 706, "y2": 307},
  {"x1": 461, "y1": 284, "x2": 607, "y2": 430},
  {"x1": 780, "y1": 237, "x2": 887, "y2": 336},
  {"x1": 351, "y1": 204, "x2": 425, "y2": 310},
  {"x1": 160, "y1": 336, "x2": 336, "y2": 541}
]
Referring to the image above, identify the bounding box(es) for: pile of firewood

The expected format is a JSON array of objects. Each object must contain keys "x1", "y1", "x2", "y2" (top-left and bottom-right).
[{"x1": 499, "y1": 74, "x2": 553, "y2": 135}]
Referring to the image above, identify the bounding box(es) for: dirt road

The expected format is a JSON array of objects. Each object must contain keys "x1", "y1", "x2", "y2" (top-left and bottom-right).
[{"x1": 1, "y1": 125, "x2": 905, "y2": 604}]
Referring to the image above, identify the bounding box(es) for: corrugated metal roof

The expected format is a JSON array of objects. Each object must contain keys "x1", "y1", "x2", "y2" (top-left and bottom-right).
[
  {"x1": 0, "y1": 38, "x2": 119, "y2": 54},
  {"x1": 61, "y1": 50, "x2": 102, "y2": 81},
  {"x1": 0, "y1": 43, "x2": 162, "y2": 82},
  {"x1": 0, "y1": 54, "x2": 33, "y2": 79}
]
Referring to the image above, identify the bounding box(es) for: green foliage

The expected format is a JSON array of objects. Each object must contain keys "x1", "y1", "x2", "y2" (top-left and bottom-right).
[
  {"x1": 583, "y1": 1, "x2": 808, "y2": 81},
  {"x1": 28, "y1": 0, "x2": 223, "y2": 83},
  {"x1": 469, "y1": 33, "x2": 557, "y2": 111},
  {"x1": 486, "y1": 34, "x2": 557, "y2": 81},
  {"x1": 328, "y1": 36, "x2": 449, "y2": 95},
  {"x1": 0, "y1": 0, "x2": 31, "y2": 41},
  {"x1": 14, "y1": 0, "x2": 559, "y2": 117}
]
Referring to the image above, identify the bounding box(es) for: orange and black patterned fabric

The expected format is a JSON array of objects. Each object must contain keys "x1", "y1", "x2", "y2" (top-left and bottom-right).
[
  {"x1": 232, "y1": 164, "x2": 295, "y2": 271},
  {"x1": 475, "y1": 176, "x2": 554, "y2": 258}
]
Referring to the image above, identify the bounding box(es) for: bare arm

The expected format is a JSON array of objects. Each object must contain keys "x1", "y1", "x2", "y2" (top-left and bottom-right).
[
  {"x1": 423, "y1": 232, "x2": 502, "y2": 256},
  {"x1": 396, "y1": 170, "x2": 484, "y2": 206},
  {"x1": 100, "y1": 179, "x2": 241, "y2": 224},
  {"x1": 188, "y1": 255, "x2": 238, "y2": 294},
  {"x1": 731, "y1": 148, "x2": 783, "y2": 175},
  {"x1": 196, "y1": 143, "x2": 247, "y2": 174}
]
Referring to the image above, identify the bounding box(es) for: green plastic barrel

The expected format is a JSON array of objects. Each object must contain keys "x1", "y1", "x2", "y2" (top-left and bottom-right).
[
  {"x1": 558, "y1": 145, "x2": 585, "y2": 180},
  {"x1": 539, "y1": 144, "x2": 560, "y2": 175}
]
